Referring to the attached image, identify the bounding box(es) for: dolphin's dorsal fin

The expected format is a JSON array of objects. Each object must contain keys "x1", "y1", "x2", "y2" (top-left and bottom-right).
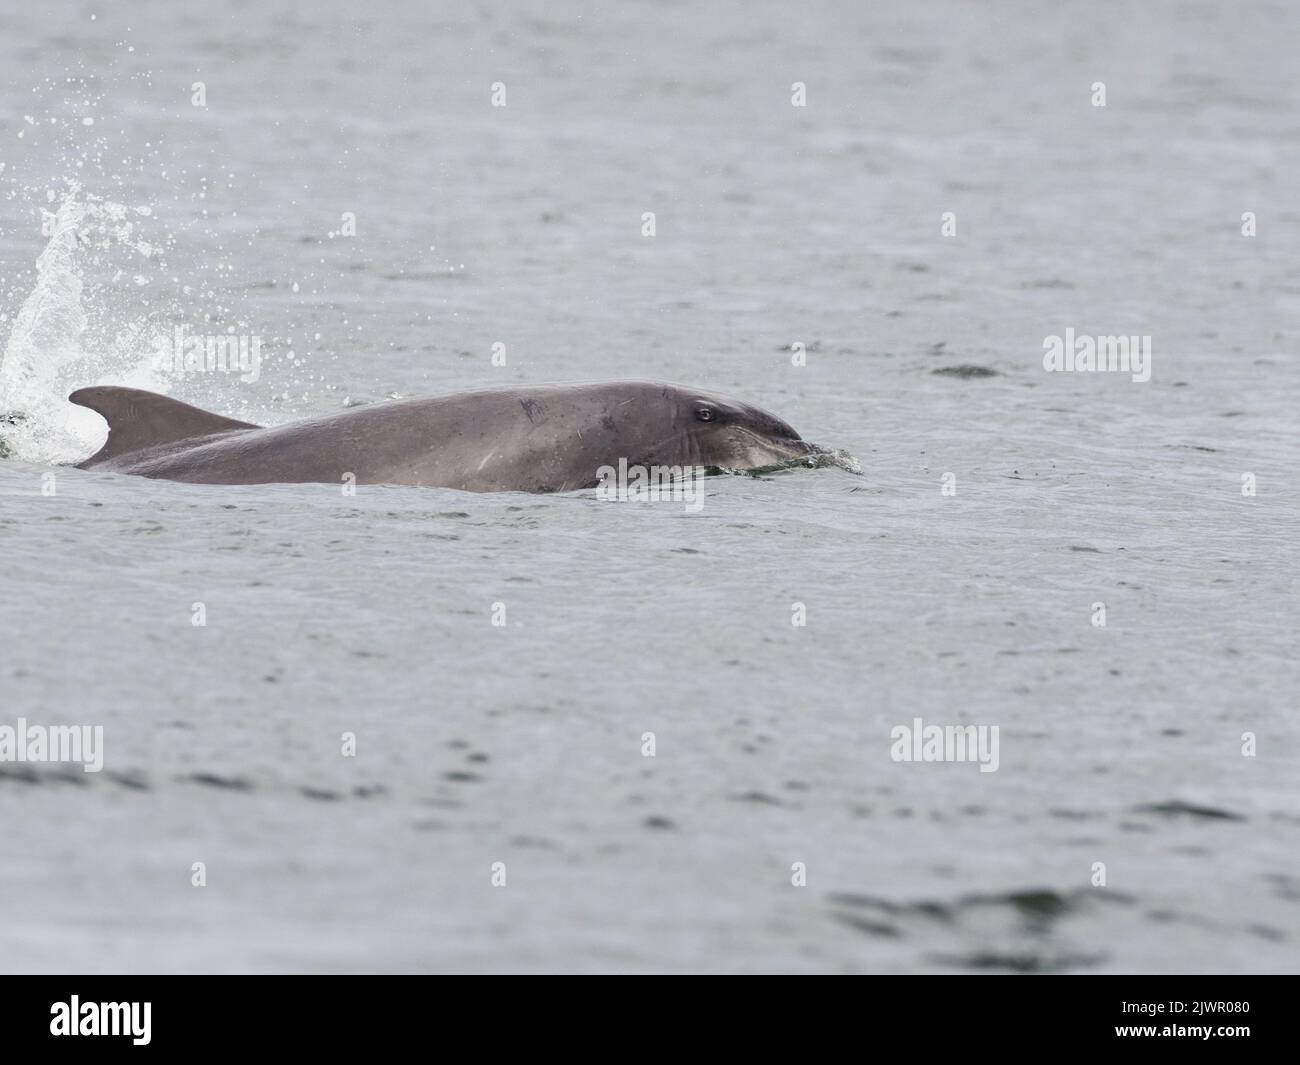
[{"x1": 70, "y1": 386, "x2": 259, "y2": 467}]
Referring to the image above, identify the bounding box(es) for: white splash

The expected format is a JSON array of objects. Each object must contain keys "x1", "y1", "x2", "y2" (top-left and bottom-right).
[{"x1": 0, "y1": 184, "x2": 168, "y2": 463}]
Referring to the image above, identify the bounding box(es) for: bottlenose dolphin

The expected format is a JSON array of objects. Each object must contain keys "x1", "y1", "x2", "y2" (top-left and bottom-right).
[{"x1": 68, "y1": 382, "x2": 817, "y2": 492}]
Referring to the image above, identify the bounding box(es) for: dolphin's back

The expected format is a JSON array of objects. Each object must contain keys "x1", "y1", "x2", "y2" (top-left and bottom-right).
[{"x1": 68, "y1": 384, "x2": 654, "y2": 491}]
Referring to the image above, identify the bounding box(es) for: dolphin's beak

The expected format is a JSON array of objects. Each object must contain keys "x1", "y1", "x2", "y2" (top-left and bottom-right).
[
  {"x1": 767, "y1": 436, "x2": 817, "y2": 460},
  {"x1": 729, "y1": 425, "x2": 823, "y2": 467},
  {"x1": 737, "y1": 406, "x2": 810, "y2": 453},
  {"x1": 760, "y1": 415, "x2": 819, "y2": 458}
]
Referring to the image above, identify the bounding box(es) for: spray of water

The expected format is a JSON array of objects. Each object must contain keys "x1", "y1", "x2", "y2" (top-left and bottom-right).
[{"x1": 0, "y1": 182, "x2": 169, "y2": 463}]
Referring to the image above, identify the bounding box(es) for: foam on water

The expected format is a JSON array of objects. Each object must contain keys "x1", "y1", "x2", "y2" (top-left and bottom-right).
[{"x1": 712, "y1": 447, "x2": 865, "y2": 479}]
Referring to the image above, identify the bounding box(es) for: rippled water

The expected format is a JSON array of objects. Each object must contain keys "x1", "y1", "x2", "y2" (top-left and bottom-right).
[{"x1": 1, "y1": 1, "x2": 1297, "y2": 973}]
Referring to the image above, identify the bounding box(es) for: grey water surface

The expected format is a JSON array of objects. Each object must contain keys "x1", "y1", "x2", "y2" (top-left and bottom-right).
[{"x1": 0, "y1": 0, "x2": 1297, "y2": 973}]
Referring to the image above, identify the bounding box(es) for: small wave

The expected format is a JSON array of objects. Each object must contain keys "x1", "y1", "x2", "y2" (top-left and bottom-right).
[{"x1": 828, "y1": 886, "x2": 1136, "y2": 971}]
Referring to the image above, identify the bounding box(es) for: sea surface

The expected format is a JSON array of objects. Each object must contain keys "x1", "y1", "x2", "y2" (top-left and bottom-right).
[{"x1": 1, "y1": 0, "x2": 1297, "y2": 973}]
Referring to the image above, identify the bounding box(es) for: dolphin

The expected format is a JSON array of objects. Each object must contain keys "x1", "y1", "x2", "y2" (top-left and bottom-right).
[{"x1": 68, "y1": 382, "x2": 819, "y2": 492}]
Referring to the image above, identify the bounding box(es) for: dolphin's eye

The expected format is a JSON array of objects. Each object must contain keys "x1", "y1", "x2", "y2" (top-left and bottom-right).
[{"x1": 695, "y1": 407, "x2": 715, "y2": 422}]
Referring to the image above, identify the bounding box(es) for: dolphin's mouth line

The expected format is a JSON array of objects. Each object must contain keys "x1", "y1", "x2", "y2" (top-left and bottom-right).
[
  {"x1": 726, "y1": 424, "x2": 812, "y2": 448},
  {"x1": 716, "y1": 424, "x2": 831, "y2": 464},
  {"x1": 677, "y1": 423, "x2": 816, "y2": 459}
]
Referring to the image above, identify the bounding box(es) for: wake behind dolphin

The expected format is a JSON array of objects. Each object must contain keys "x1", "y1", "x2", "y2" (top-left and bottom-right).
[{"x1": 68, "y1": 381, "x2": 839, "y2": 493}]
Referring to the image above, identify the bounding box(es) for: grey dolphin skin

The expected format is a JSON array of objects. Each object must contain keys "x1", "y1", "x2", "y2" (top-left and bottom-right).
[{"x1": 69, "y1": 381, "x2": 817, "y2": 492}]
